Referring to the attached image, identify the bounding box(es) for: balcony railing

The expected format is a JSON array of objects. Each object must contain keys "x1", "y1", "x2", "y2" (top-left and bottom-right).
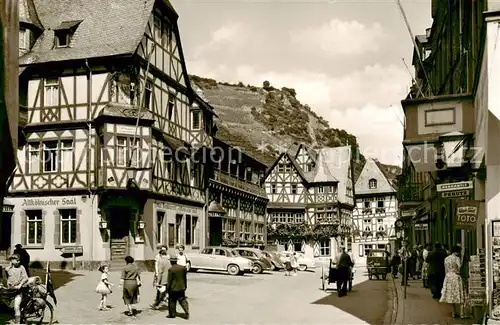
[
  {"x1": 397, "y1": 184, "x2": 423, "y2": 202},
  {"x1": 212, "y1": 169, "x2": 266, "y2": 197}
]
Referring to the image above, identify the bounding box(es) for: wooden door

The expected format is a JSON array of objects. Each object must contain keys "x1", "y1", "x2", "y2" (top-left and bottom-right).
[
  {"x1": 109, "y1": 208, "x2": 130, "y2": 260},
  {"x1": 0, "y1": 212, "x2": 12, "y2": 259}
]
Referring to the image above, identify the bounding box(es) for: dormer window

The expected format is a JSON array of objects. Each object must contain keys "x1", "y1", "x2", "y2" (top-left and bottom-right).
[
  {"x1": 369, "y1": 178, "x2": 377, "y2": 189},
  {"x1": 54, "y1": 20, "x2": 82, "y2": 48},
  {"x1": 19, "y1": 28, "x2": 28, "y2": 50}
]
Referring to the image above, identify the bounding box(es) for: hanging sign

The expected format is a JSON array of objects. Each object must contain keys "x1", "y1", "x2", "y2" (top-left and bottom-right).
[
  {"x1": 437, "y1": 181, "x2": 473, "y2": 192},
  {"x1": 455, "y1": 200, "x2": 479, "y2": 229},
  {"x1": 441, "y1": 189, "x2": 470, "y2": 199}
]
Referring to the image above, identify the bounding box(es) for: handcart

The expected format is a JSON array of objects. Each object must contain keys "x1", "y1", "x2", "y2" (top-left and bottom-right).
[{"x1": 320, "y1": 259, "x2": 354, "y2": 292}]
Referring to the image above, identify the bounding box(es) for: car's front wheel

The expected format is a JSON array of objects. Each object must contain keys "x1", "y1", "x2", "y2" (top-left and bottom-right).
[
  {"x1": 252, "y1": 263, "x2": 263, "y2": 274},
  {"x1": 298, "y1": 264, "x2": 307, "y2": 271},
  {"x1": 227, "y1": 264, "x2": 240, "y2": 276}
]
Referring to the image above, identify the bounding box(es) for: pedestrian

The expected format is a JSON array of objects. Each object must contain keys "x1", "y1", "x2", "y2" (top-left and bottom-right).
[
  {"x1": 440, "y1": 245, "x2": 464, "y2": 318},
  {"x1": 290, "y1": 252, "x2": 298, "y2": 276},
  {"x1": 336, "y1": 247, "x2": 354, "y2": 297},
  {"x1": 120, "y1": 256, "x2": 141, "y2": 316},
  {"x1": 422, "y1": 244, "x2": 432, "y2": 288},
  {"x1": 95, "y1": 265, "x2": 113, "y2": 311},
  {"x1": 13, "y1": 244, "x2": 30, "y2": 277},
  {"x1": 390, "y1": 252, "x2": 401, "y2": 278},
  {"x1": 427, "y1": 243, "x2": 447, "y2": 299},
  {"x1": 154, "y1": 247, "x2": 168, "y2": 287},
  {"x1": 151, "y1": 250, "x2": 170, "y2": 310},
  {"x1": 166, "y1": 256, "x2": 189, "y2": 319},
  {"x1": 176, "y1": 244, "x2": 189, "y2": 268},
  {"x1": 398, "y1": 240, "x2": 411, "y2": 286}
]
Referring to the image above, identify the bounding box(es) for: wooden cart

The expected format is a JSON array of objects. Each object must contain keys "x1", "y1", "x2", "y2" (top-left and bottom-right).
[{"x1": 320, "y1": 259, "x2": 353, "y2": 292}]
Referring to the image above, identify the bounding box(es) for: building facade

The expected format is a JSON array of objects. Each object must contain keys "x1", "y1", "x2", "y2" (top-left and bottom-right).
[
  {"x1": 265, "y1": 143, "x2": 355, "y2": 259},
  {"x1": 352, "y1": 159, "x2": 397, "y2": 266},
  {"x1": 1, "y1": 0, "x2": 268, "y2": 270}
]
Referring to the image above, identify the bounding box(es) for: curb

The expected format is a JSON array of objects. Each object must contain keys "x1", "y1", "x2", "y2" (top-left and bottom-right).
[{"x1": 383, "y1": 275, "x2": 400, "y2": 325}]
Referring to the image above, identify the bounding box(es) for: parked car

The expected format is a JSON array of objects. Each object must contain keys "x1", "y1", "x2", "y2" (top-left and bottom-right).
[
  {"x1": 277, "y1": 251, "x2": 316, "y2": 271},
  {"x1": 261, "y1": 251, "x2": 285, "y2": 270},
  {"x1": 187, "y1": 247, "x2": 253, "y2": 276},
  {"x1": 233, "y1": 248, "x2": 272, "y2": 274}
]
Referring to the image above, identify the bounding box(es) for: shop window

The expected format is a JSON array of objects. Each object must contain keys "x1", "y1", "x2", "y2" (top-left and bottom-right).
[
  {"x1": 26, "y1": 210, "x2": 43, "y2": 245},
  {"x1": 156, "y1": 211, "x2": 165, "y2": 245},
  {"x1": 60, "y1": 209, "x2": 77, "y2": 244},
  {"x1": 320, "y1": 240, "x2": 330, "y2": 256}
]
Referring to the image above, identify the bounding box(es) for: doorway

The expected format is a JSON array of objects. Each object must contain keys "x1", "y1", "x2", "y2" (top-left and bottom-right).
[
  {"x1": 108, "y1": 207, "x2": 131, "y2": 261},
  {"x1": 209, "y1": 217, "x2": 222, "y2": 246},
  {"x1": 0, "y1": 212, "x2": 12, "y2": 259}
]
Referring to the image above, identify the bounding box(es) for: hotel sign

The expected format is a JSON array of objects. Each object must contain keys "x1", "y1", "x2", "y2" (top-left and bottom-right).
[
  {"x1": 22, "y1": 197, "x2": 78, "y2": 207},
  {"x1": 437, "y1": 181, "x2": 473, "y2": 192}
]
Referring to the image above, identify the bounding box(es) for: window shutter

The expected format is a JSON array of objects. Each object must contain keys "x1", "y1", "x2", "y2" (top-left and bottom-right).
[
  {"x1": 41, "y1": 210, "x2": 46, "y2": 246},
  {"x1": 20, "y1": 211, "x2": 26, "y2": 245},
  {"x1": 76, "y1": 209, "x2": 82, "y2": 245},
  {"x1": 54, "y1": 209, "x2": 60, "y2": 246}
]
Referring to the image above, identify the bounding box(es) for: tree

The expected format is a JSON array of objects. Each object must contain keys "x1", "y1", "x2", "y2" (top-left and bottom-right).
[{"x1": 263, "y1": 80, "x2": 271, "y2": 90}]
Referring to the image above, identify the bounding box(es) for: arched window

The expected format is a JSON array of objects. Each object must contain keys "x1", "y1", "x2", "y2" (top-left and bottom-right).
[{"x1": 369, "y1": 178, "x2": 377, "y2": 189}]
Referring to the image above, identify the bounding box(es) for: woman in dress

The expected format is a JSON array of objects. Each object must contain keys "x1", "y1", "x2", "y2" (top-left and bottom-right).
[
  {"x1": 422, "y1": 244, "x2": 432, "y2": 288},
  {"x1": 120, "y1": 256, "x2": 141, "y2": 316},
  {"x1": 440, "y1": 246, "x2": 463, "y2": 318}
]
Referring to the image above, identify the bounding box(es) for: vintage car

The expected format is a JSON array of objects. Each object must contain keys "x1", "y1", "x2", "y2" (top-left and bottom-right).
[
  {"x1": 187, "y1": 246, "x2": 253, "y2": 276},
  {"x1": 232, "y1": 248, "x2": 273, "y2": 274},
  {"x1": 261, "y1": 251, "x2": 285, "y2": 270},
  {"x1": 277, "y1": 251, "x2": 316, "y2": 271}
]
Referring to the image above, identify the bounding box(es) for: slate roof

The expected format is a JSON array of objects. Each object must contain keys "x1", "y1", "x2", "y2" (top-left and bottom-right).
[
  {"x1": 19, "y1": 0, "x2": 156, "y2": 65},
  {"x1": 355, "y1": 158, "x2": 395, "y2": 195},
  {"x1": 320, "y1": 146, "x2": 352, "y2": 203},
  {"x1": 310, "y1": 149, "x2": 338, "y2": 183}
]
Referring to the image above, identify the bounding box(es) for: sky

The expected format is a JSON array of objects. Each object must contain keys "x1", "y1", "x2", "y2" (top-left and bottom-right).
[{"x1": 171, "y1": 0, "x2": 433, "y2": 166}]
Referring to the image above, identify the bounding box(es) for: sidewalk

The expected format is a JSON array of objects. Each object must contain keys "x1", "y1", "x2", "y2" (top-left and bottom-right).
[{"x1": 391, "y1": 277, "x2": 477, "y2": 325}]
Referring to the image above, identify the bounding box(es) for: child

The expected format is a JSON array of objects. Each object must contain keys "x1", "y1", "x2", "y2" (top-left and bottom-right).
[
  {"x1": 291, "y1": 253, "x2": 298, "y2": 276},
  {"x1": 95, "y1": 265, "x2": 113, "y2": 311}
]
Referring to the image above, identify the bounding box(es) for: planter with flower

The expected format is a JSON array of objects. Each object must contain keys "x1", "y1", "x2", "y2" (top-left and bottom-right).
[
  {"x1": 222, "y1": 236, "x2": 238, "y2": 247},
  {"x1": 376, "y1": 230, "x2": 387, "y2": 238}
]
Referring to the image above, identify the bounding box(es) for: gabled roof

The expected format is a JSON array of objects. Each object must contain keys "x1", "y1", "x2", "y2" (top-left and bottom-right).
[
  {"x1": 264, "y1": 152, "x2": 308, "y2": 183},
  {"x1": 20, "y1": 0, "x2": 44, "y2": 30},
  {"x1": 320, "y1": 146, "x2": 352, "y2": 203},
  {"x1": 19, "y1": 0, "x2": 158, "y2": 65},
  {"x1": 310, "y1": 150, "x2": 338, "y2": 183},
  {"x1": 355, "y1": 158, "x2": 395, "y2": 195}
]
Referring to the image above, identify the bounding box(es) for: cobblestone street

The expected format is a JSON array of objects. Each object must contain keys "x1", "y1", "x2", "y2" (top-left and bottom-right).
[{"x1": 44, "y1": 267, "x2": 389, "y2": 324}]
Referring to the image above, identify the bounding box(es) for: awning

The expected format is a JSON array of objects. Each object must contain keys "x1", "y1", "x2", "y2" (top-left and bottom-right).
[{"x1": 208, "y1": 201, "x2": 226, "y2": 217}]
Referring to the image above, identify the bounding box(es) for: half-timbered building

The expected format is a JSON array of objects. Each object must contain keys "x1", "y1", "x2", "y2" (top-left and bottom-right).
[
  {"x1": 265, "y1": 143, "x2": 355, "y2": 259},
  {"x1": 4, "y1": 0, "x2": 223, "y2": 269},
  {"x1": 351, "y1": 159, "x2": 397, "y2": 266},
  {"x1": 207, "y1": 138, "x2": 268, "y2": 247}
]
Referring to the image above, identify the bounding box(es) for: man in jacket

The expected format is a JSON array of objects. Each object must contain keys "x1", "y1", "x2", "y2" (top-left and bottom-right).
[
  {"x1": 151, "y1": 250, "x2": 170, "y2": 309},
  {"x1": 336, "y1": 248, "x2": 354, "y2": 297},
  {"x1": 426, "y1": 242, "x2": 447, "y2": 299},
  {"x1": 166, "y1": 257, "x2": 189, "y2": 319}
]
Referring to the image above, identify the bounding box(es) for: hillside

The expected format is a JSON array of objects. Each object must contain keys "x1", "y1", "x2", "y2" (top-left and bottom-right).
[{"x1": 190, "y1": 75, "x2": 401, "y2": 182}]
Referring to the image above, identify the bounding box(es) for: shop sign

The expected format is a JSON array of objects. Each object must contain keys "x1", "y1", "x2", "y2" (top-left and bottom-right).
[
  {"x1": 401, "y1": 210, "x2": 416, "y2": 218},
  {"x1": 154, "y1": 201, "x2": 200, "y2": 214},
  {"x1": 60, "y1": 246, "x2": 83, "y2": 254},
  {"x1": 441, "y1": 190, "x2": 470, "y2": 199},
  {"x1": 414, "y1": 224, "x2": 428, "y2": 230},
  {"x1": 2, "y1": 205, "x2": 13, "y2": 212},
  {"x1": 22, "y1": 197, "x2": 78, "y2": 207},
  {"x1": 456, "y1": 200, "x2": 479, "y2": 229},
  {"x1": 437, "y1": 181, "x2": 473, "y2": 192}
]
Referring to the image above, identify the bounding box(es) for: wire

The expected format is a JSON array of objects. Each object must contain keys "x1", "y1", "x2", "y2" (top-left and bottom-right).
[{"x1": 402, "y1": 58, "x2": 424, "y2": 98}]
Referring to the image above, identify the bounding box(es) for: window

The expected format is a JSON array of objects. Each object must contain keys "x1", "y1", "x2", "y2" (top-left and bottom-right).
[
  {"x1": 191, "y1": 216, "x2": 198, "y2": 246},
  {"x1": 161, "y1": 25, "x2": 171, "y2": 47},
  {"x1": 245, "y1": 168, "x2": 252, "y2": 182},
  {"x1": 176, "y1": 214, "x2": 183, "y2": 245},
  {"x1": 61, "y1": 140, "x2": 73, "y2": 172},
  {"x1": 19, "y1": 28, "x2": 27, "y2": 50},
  {"x1": 201, "y1": 248, "x2": 213, "y2": 255},
  {"x1": 168, "y1": 93, "x2": 175, "y2": 119},
  {"x1": 185, "y1": 215, "x2": 192, "y2": 246},
  {"x1": 144, "y1": 81, "x2": 152, "y2": 109},
  {"x1": 377, "y1": 219, "x2": 383, "y2": 223},
  {"x1": 130, "y1": 138, "x2": 140, "y2": 167},
  {"x1": 215, "y1": 248, "x2": 226, "y2": 256},
  {"x1": 60, "y1": 209, "x2": 77, "y2": 244},
  {"x1": 377, "y1": 201, "x2": 384, "y2": 208},
  {"x1": 359, "y1": 244, "x2": 364, "y2": 257},
  {"x1": 271, "y1": 184, "x2": 276, "y2": 194},
  {"x1": 168, "y1": 223, "x2": 175, "y2": 247},
  {"x1": 320, "y1": 240, "x2": 330, "y2": 256},
  {"x1": 318, "y1": 187, "x2": 324, "y2": 193},
  {"x1": 28, "y1": 143, "x2": 40, "y2": 173},
  {"x1": 369, "y1": 178, "x2": 377, "y2": 189},
  {"x1": 328, "y1": 186, "x2": 334, "y2": 193},
  {"x1": 116, "y1": 137, "x2": 126, "y2": 166},
  {"x1": 364, "y1": 201, "x2": 370, "y2": 208},
  {"x1": 192, "y1": 110, "x2": 201, "y2": 130},
  {"x1": 26, "y1": 210, "x2": 43, "y2": 245},
  {"x1": 278, "y1": 164, "x2": 285, "y2": 172},
  {"x1": 156, "y1": 211, "x2": 165, "y2": 244},
  {"x1": 44, "y1": 141, "x2": 58, "y2": 172},
  {"x1": 44, "y1": 78, "x2": 59, "y2": 107},
  {"x1": 306, "y1": 164, "x2": 312, "y2": 172},
  {"x1": 291, "y1": 184, "x2": 297, "y2": 194},
  {"x1": 55, "y1": 31, "x2": 70, "y2": 47}
]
